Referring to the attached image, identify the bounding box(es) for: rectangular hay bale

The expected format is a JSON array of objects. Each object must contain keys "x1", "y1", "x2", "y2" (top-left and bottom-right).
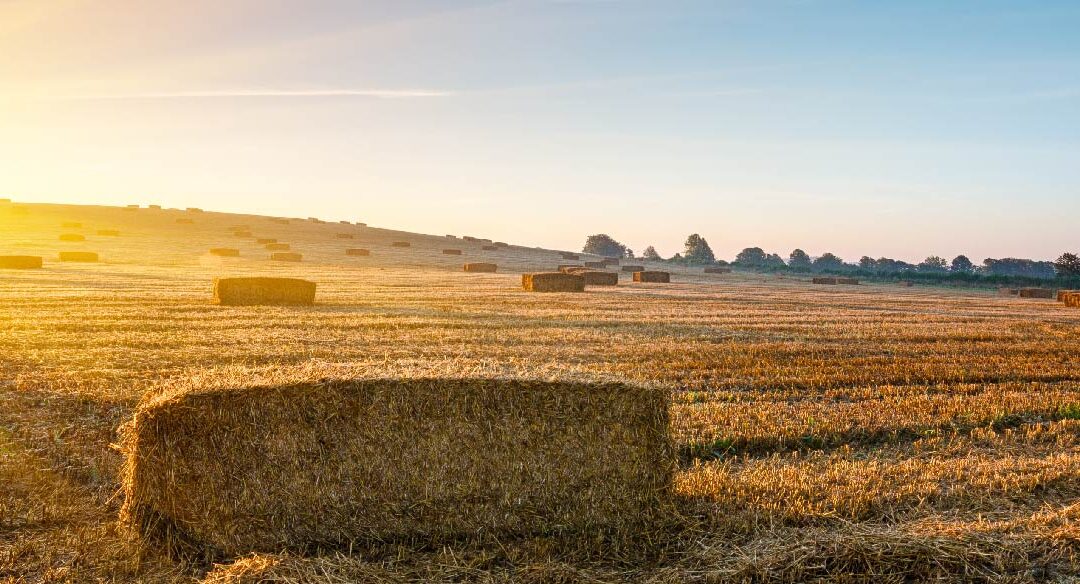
[
  {"x1": 119, "y1": 377, "x2": 673, "y2": 559},
  {"x1": 59, "y1": 233, "x2": 85, "y2": 242},
  {"x1": 621, "y1": 265, "x2": 645, "y2": 273},
  {"x1": 442, "y1": 249, "x2": 462, "y2": 255},
  {"x1": 271, "y1": 252, "x2": 302, "y2": 262},
  {"x1": 265, "y1": 243, "x2": 290, "y2": 251},
  {"x1": 523, "y1": 272, "x2": 585, "y2": 292},
  {"x1": 391, "y1": 241, "x2": 411, "y2": 248},
  {"x1": 703, "y1": 267, "x2": 731, "y2": 274},
  {"x1": 813, "y1": 277, "x2": 839, "y2": 285},
  {"x1": 580, "y1": 270, "x2": 618, "y2": 286},
  {"x1": 58, "y1": 251, "x2": 99, "y2": 262},
  {"x1": 583, "y1": 261, "x2": 606, "y2": 269},
  {"x1": 336, "y1": 233, "x2": 355, "y2": 239},
  {"x1": 211, "y1": 277, "x2": 316, "y2": 306},
  {"x1": 1018, "y1": 288, "x2": 1055, "y2": 299},
  {"x1": 0, "y1": 255, "x2": 43, "y2": 269},
  {"x1": 345, "y1": 248, "x2": 370, "y2": 257},
  {"x1": 633, "y1": 271, "x2": 670, "y2": 283},
  {"x1": 209, "y1": 248, "x2": 240, "y2": 257},
  {"x1": 463, "y1": 262, "x2": 497, "y2": 273},
  {"x1": 560, "y1": 252, "x2": 580, "y2": 260},
  {"x1": 256, "y1": 238, "x2": 278, "y2": 245}
]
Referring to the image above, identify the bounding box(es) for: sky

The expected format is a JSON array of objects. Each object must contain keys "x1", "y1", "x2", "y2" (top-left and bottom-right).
[{"x1": 1, "y1": 0, "x2": 1078, "y2": 263}]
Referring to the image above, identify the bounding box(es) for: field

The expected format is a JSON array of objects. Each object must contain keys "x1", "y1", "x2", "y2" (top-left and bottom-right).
[{"x1": 2, "y1": 202, "x2": 1080, "y2": 583}]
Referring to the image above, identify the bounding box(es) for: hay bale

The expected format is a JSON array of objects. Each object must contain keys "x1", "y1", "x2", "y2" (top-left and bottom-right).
[
  {"x1": 211, "y1": 277, "x2": 316, "y2": 306},
  {"x1": 391, "y1": 241, "x2": 411, "y2": 248},
  {"x1": 462, "y1": 236, "x2": 478, "y2": 242},
  {"x1": 1065, "y1": 293, "x2": 1080, "y2": 308},
  {"x1": 703, "y1": 267, "x2": 732, "y2": 274},
  {"x1": 119, "y1": 377, "x2": 672, "y2": 559},
  {"x1": 345, "y1": 248, "x2": 370, "y2": 257},
  {"x1": 97, "y1": 229, "x2": 120, "y2": 236},
  {"x1": 335, "y1": 233, "x2": 354, "y2": 239},
  {"x1": 255, "y1": 238, "x2": 277, "y2": 245},
  {"x1": 62, "y1": 222, "x2": 83, "y2": 228},
  {"x1": 1057, "y1": 290, "x2": 1080, "y2": 303},
  {"x1": 0, "y1": 256, "x2": 43, "y2": 269},
  {"x1": 813, "y1": 277, "x2": 838, "y2": 285},
  {"x1": 621, "y1": 265, "x2": 645, "y2": 273},
  {"x1": 442, "y1": 249, "x2": 462, "y2": 255},
  {"x1": 633, "y1": 271, "x2": 670, "y2": 283},
  {"x1": 149, "y1": 205, "x2": 162, "y2": 210},
  {"x1": 481, "y1": 245, "x2": 497, "y2": 251},
  {"x1": 583, "y1": 261, "x2": 606, "y2": 269},
  {"x1": 560, "y1": 252, "x2": 580, "y2": 260},
  {"x1": 265, "y1": 243, "x2": 290, "y2": 251},
  {"x1": 58, "y1": 251, "x2": 99, "y2": 262},
  {"x1": 998, "y1": 287, "x2": 1019, "y2": 296},
  {"x1": 339, "y1": 220, "x2": 351, "y2": 225},
  {"x1": 355, "y1": 222, "x2": 366, "y2": 228},
  {"x1": 186, "y1": 207, "x2": 203, "y2": 213},
  {"x1": 493, "y1": 242, "x2": 508, "y2": 248},
  {"x1": 523, "y1": 272, "x2": 585, "y2": 292},
  {"x1": 602, "y1": 257, "x2": 620, "y2": 265},
  {"x1": 209, "y1": 248, "x2": 240, "y2": 257},
  {"x1": 1018, "y1": 288, "x2": 1055, "y2": 299},
  {"x1": 271, "y1": 252, "x2": 302, "y2": 262},
  {"x1": 836, "y1": 277, "x2": 860, "y2": 285},
  {"x1": 580, "y1": 271, "x2": 618, "y2": 286},
  {"x1": 446, "y1": 234, "x2": 457, "y2": 238},
  {"x1": 59, "y1": 233, "x2": 86, "y2": 242},
  {"x1": 463, "y1": 262, "x2": 497, "y2": 273},
  {"x1": 900, "y1": 281, "x2": 914, "y2": 287}
]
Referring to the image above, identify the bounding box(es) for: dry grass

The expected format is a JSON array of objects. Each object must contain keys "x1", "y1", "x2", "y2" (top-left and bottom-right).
[{"x1": 1, "y1": 202, "x2": 1080, "y2": 582}]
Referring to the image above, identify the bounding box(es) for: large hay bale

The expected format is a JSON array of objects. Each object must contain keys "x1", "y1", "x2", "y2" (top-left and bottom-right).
[
  {"x1": 602, "y1": 257, "x2": 621, "y2": 265},
  {"x1": 1065, "y1": 293, "x2": 1080, "y2": 308},
  {"x1": 119, "y1": 377, "x2": 673, "y2": 559},
  {"x1": 58, "y1": 251, "x2": 99, "y2": 262},
  {"x1": 255, "y1": 238, "x2": 277, "y2": 245},
  {"x1": 583, "y1": 261, "x2": 606, "y2": 269},
  {"x1": 580, "y1": 271, "x2": 618, "y2": 286},
  {"x1": 97, "y1": 229, "x2": 120, "y2": 236},
  {"x1": 703, "y1": 267, "x2": 731, "y2": 274},
  {"x1": 633, "y1": 271, "x2": 670, "y2": 283},
  {"x1": 391, "y1": 241, "x2": 411, "y2": 248},
  {"x1": 900, "y1": 281, "x2": 915, "y2": 287},
  {"x1": 271, "y1": 252, "x2": 302, "y2": 262},
  {"x1": 1018, "y1": 288, "x2": 1055, "y2": 299},
  {"x1": 1058, "y1": 290, "x2": 1080, "y2": 303},
  {"x1": 265, "y1": 243, "x2": 290, "y2": 251},
  {"x1": 462, "y1": 236, "x2": 478, "y2": 242},
  {"x1": 59, "y1": 233, "x2": 85, "y2": 242},
  {"x1": 493, "y1": 242, "x2": 508, "y2": 248},
  {"x1": 523, "y1": 272, "x2": 585, "y2": 292},
  {"x1": 813, "y1": 277, "x2": 839, "y2": 285},
  {"x1": 463, "y1": 262, "x2": 497, "y2": 273},
  {"x1": 345, "y1": 248, "x2": 370, "y2": 257},
  {"x1": 209, "y1": 248, "x2": 240, "y2": 257},
  {"x1": 0, "y1": 256, "x2": 43, "y2": 269},
  {"x1": 560, "y1": 252, "x2": 580, "y2": 260},
  {"x1": 621, "y1": 265, "x2": 645, "y2": 273},
  {"x1": 356, "y1": 222, "x2": 367, "y2": 227},
  {"x1": 442, "y1": 249, "x2": 462, "y2": 255},
  {"x1": 211, "y1": 277, "x2": 316, "y2": 306}
]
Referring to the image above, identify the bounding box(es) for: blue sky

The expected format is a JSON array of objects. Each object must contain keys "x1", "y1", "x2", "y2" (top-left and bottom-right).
[{"x1": 1, "y1": 0, "x2": 1077, "y2": 262}]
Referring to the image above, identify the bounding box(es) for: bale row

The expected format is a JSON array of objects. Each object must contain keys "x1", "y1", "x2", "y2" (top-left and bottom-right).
[
  {"x1": 523, "y1": 272, "x2": 584, "y2": 292},
  {"x1": 392, "y1": 241, "x2": 411, "y2": 248},
  {"x1": 212, "y1": 277, "x2": 316, "y2": 306},
  {"x1": 119, "y1": 377, "x2": 673, "y2": 559}
]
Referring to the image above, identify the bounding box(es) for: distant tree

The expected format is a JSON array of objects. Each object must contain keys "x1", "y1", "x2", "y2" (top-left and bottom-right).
[
  {"x1": 642, "y1": 246, "x2": 662, "y2": 261},
  {"x1": 789, "y1": 249, "x2": 812, "y2": 269},
  {"x1": 625, "y1": 248, "x2": 635, "y2": 259},
  {"x1": 734, "y1": 247, "x2": 768, "y2": 267},
  {"x1": 764, "y1": 253, "x2": 787, "y2": 269},
  {"x1": 918, "y1": 256, "x2": 948, "y2": 273},
  {"x1": 859, "y1": 256, "x2": 877, "y2": 271},
  {"x1": 950, "y1": 255, "x2": 974, "y2": 274},
  {"x1": 875, "y1": 257, "x2": 915, "y2": 273},
  {"x1": 812, "y1": 252, "x2": 844, "y2": 271},
  {"x1": 670, "y1": 252, "x2": 684, "y2": 262},
  {"x1": 582, "y1": 234, "x2": 630, "y2": 258},
  {"x1": 1055, "y1": 252, "x2": 1080, "y2": 277},
  {"x1": 983, "y1": 258, "x2": 1057, "y2": 279},
  {"x1": 683, "y1": 234, "x2": 716, "y2": 264}
]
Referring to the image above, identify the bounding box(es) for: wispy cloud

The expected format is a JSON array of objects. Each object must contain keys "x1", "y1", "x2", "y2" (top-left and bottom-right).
[{"x1": 48, "y1": 88, "x2": 455, "y2": 101}]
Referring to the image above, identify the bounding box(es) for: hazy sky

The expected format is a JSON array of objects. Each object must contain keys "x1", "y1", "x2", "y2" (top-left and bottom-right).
[{"x1": 2, "y1": 1, "x2": 1077, "y2": 262}]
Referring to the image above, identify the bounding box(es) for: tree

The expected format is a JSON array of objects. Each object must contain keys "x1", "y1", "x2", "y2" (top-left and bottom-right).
[
  {"x1": 764, "y1": 253, "x2": 787, "y2": 269},
  {"x1": 642, "y1": 246, "x2": 662, "y2": 261},
  {"x1": 950, "y1": 255, "x2": 974, "y2": 274},
  {"x1": 789, "y1": 249, "x2": 812, "y2": 269},
  {"x1": 859, "y1": 256, "x2": 877, "y2": 271},
  {"x1": 1055, "y1": 252, "x2": 1080, "y2": 277},
  {"x1": 734, "y1": 247, "x2": 768, "y2": 267},
  {"x1": 918, "y1": 256, "x2": 948, "y2": 273},
  {"x1": 812, "y1": 252, "x2": 844, "y2": 271},
  {"x1": 683, "y1": 234, "x2": 716, "y2": 264},
  {"x1": 582, "y1": 234, "x2": 630, "y2": 258},
  {"x1": 983, "y1": 258, "x2": 1057, "y2": 279}
]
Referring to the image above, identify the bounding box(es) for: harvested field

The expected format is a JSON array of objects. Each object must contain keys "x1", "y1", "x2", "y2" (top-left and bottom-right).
[
  {"x1": 211, "y1": 277, "x2": 316, "y2": 306},
  {"x1": 634, "y1": 271, "x2": 670, "y2": 283},
  {"x1": 345, "y1": 248, "x2": 370, "y2": 256},
  {"x1": 59, "y1": 233, "x2": 86, "y2": 242},
  {"x1": 97, "y1": 229, "x2": 121, "y2": 236},
  {"x1": 523, "y1": 272, "x2": 585, "y2": 292},
  {"x1": 270, "y1": 252, "x2": 302, "y2": 262},
  {"x1": 265, "y1": 243, "x2": 290, "y2": 251},
  {"x1": 59, "y1": 251, "x2": 99, "y2": 262},
  {"x1": 704, "y1": 266, "x2": 732, "y2": 274},
  {"x1": 2, "y1": 202, "x2": 1080, "y2": 582},
  {"x1": 442, "y1": 249, "x2": 462, "y2": 255},
  {"x1": 209, "y1": 248, "x2": 240, "y2": 257}
]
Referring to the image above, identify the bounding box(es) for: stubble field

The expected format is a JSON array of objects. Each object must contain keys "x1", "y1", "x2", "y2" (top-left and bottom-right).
[{"x1": 2, "y1": 202, "x2": 1079, "y2": 583}]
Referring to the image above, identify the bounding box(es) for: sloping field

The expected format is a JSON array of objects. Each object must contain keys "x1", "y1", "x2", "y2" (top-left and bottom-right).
[{"x1": 3, "y1": 202, "x2": 1080, "y2": 582}]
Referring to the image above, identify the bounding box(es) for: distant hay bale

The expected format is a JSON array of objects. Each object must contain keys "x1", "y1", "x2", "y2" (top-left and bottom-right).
[
  {"x1": 704, "y1": 267, "x2": 732, "y2": 274},
  {"x1": 462, "y1": 236, "x2": 478, "y2": 242},
  {"x1": 265, "y1": 243, "x2": 290, "y2": 251},
  {"x1": 583, "y1": 261, "x2": 606, "y2": 269},
  {"x1": 901, "y1": 281, "x2": 915, "y2": 287},
  {"x1": 125, "y1": 205, "x2": 139, "y2": 211},
  {"x1": 813, "y1": 277, "x2": 838, "y2": 285},
  {"x1": 621, "y1": 265, "x2": 645, "y2": 273},
  {"x1": 119, "y1": 377, "x2": 673, "y2": 559},
  {"x1": 493, "y1": 242, "x2": 508, "y2": 247},
  {"x1": 335, "y1": 233, "x2": 354, "y2": 239},
  {"x1": 0, "y1": 256, "x2": 43, "y2": 269},
  {"x1": 97, "y1": 229, "x2": 121, "y2": 236},
  {"x1": 602, "y1": 257, "x2": 621, "y2": 265},
  {"x1": 463, "y1": 262, "x2": 497, "y2": 273},
  {"x1": 446, "y1": 234, "x2": 457, "y2": 238},
  {"x1": 1018, "y1": 288, "x2": 1054, "y2": 299},
  {"x1": 355, "y1": 222, "x2": 366, "y2": 228},
  {"x1": 442, "y1": 249, "x2": 462, "y2": 255},
  {"x1": 59, "y1": 233, "x2": 86, "y2": 242},
  {"x1": 308, "y1": 217, "x2": 323, "y2": 223},
  {"x1": 149, "y1": 205, "x2": 162, "y2": 210},
  {"x1": 560, "y1": 252, "x2": 580, "y2": 260},
  {"x1": 209, "y1": 248, "x2": 240, "y2": 257},
  {"x1": 58, "y1": 251, "x2": 99, "y2": 262},
  {"x1": 256, "y1": 238, "x2": 277, "y2": 245},
  {"x1": 271, "y1": 252, "x2": 302, "y2": 262},
  {"x1": 62, "y1": 222, "x2": 83, "y2": 228},
  {"x1": 391, "y1": 241, "x2": 411, "y2": 248},
  {"x1": 523, "y1": 272, "x2": 585, "y2": 292},
  {"x1": 580, "y1": 271, "x2": 618, "y2": 286},
  {"x1": 998, "y1": 287, "x2": 1019, "y2": 296},
  {"x1": 481, "y1": 245, "x2": 497, "y2": 251},
  {"x1": 836, "y1": 278, "x2": 860, "y2": 285},
  {"x1": 345, "y1": 248, "x2": 370, "y2": 257},
  {"x1": 633, "y1": 271, "x2": 670, "y2": 283},
  {"x1": 211, "y1": 277, "x2": 316, "y2": 306},
  {"x1": 339, "y1": 220, "x2": 350, "y2": 225},
  {"x1": 186, "y1": 207, "x2": 203, "y2": 213}
]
